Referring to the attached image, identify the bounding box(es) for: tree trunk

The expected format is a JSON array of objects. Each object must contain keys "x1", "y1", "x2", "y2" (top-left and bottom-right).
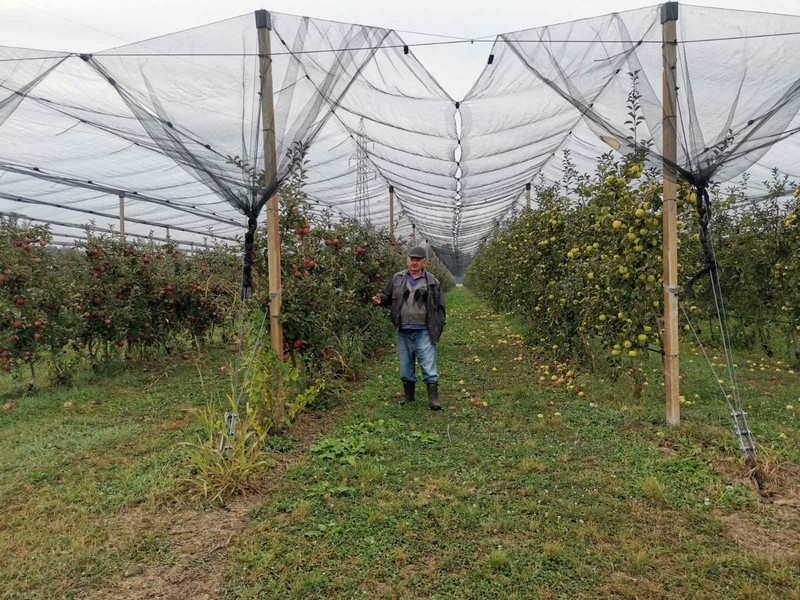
[
  {"x1": 790, "y1": 325, "x2": 800, "y2": 368},
  {"x1": 758, "y1": 324, "x2": 773, "y2": 357}
]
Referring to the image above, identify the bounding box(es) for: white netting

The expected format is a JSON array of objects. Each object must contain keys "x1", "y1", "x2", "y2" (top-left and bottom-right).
[{"x1": 2, "y1": 4, "x2": 800, "y2": 273}]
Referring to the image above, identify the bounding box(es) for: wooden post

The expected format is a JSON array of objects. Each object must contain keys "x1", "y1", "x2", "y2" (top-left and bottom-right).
[
  {"x1": 389, "y1": 185, "x2": 395, "y2": 255},
  {"x1": 119, "y1": 192, "x2": 126, "y2": 242},
  {"x1": 525, "y1": 183, "x2": 531, "y2": 211},
  {"x1": 662, "y1": 1, "x2": 680, "y2": 426},
  {"x1": 256, "y1": 10, "x2": 284, "y2": 368},
  {"x1": 190, "y1": 241, "x2": 195, "y2": 256},
  {"x1": 411, "y1": 223, "x2": 416, "y2": 245}
]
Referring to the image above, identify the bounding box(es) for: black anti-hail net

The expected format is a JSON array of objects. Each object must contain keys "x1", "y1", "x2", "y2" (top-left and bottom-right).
[{"x1": 1, "y1": 4, "x2": 800, "y2": 275}]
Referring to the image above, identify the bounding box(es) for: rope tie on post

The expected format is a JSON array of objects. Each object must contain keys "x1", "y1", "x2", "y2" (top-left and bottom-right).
[
  {"x1": 697, "y1": 184, "x2": 716, "y2": 280},
  {"x1": 241, "y1": 212, "x2": 259, "y2": 300},
  {"x1": 684, "y1": 184, "x2": 716, "y2": 297}
]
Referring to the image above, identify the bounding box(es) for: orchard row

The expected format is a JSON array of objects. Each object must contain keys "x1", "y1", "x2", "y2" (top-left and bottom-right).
[
  {"x1": 0, "y1": 220, "x2": 240, "y2": 385},
  {"x1": 1, "y1": 175, "x2": 455, "y2": 387},
  {"x1": 465, "y1": 154, "x2": 800, "y2": 396}
]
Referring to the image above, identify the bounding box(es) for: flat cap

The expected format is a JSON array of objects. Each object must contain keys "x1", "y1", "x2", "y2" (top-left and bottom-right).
[{"x1": 407, "y1": 246, "x2": 427, "y2": 258}]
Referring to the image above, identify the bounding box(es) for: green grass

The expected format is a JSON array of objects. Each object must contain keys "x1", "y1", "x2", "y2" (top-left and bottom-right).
[
  {"x1": 1, "y1": 288, "x2": 798, "y2": 598},
  {"x1": 0, "y1": 354, "x2": 229, "y2": 598},
  {"x1": 218, "y1": 288, "x2": 799, "y2": 598}
]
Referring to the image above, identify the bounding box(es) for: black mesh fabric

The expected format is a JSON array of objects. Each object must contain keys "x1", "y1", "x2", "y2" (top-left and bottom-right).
[{"x1": 1, "y1": 5, "x2": 800, "y2": 272}]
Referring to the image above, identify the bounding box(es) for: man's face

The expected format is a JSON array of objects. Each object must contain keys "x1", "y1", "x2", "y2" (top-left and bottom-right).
[{"x1": 407, "y1": 256, "x2": 426, "y2": 272}]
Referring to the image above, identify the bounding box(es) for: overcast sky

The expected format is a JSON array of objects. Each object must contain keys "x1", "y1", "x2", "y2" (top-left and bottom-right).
[{"x1": 4, "y1": 0, "x2": 800, "y2": 98}]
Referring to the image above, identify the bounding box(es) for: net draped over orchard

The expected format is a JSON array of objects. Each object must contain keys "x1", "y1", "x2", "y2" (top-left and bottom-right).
[{"x1": 2, "y1": 4, "x2": 800, "y2": 275}]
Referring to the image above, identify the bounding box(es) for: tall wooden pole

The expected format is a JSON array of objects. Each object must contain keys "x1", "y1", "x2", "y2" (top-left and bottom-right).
[
  {"x1": 119, "y1": 192, "x2": 126, "y2": 242},
  {"x1": 525, "y1": 183, "x2": 531, "y2": 211},
  {"x1": 256, "y1": 10, "x2": 284, "y2": 367},
  {"x1": 411, "y1": 223, "x2": 416, "y2": 246},
  {"x1": 389, "y1": 185, "x2": 395, "y2": 255},
  {"x1": 662, "y1": 1, "x2": 680, "y2": 426}
]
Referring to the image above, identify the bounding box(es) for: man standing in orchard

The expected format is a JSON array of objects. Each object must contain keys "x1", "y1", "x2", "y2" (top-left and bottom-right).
[{"x1": 372, "y1": 246, "x2": 446, "y2": 410}]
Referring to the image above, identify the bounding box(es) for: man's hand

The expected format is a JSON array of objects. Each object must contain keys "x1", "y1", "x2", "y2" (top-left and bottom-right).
[{"x1": 372, "y1": 294, "x2": 382, "y2": 305}]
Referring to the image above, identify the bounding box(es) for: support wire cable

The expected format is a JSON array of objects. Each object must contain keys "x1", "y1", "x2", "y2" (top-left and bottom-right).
[{"x1": 4, "y1": 28, "x2": 799, "y2": 63}]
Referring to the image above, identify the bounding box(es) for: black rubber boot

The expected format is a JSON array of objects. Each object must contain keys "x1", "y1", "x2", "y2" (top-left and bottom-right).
[
  {"x1": 401, "y1": 381, "x2": 416, "y2": 405},
  {"x1": 426, "y1": 382, "x2": 441, "y2": 410}
]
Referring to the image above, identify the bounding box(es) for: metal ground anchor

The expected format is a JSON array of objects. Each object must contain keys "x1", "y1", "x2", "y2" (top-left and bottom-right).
[
  {"x1": 218, "y1": 410, "x2": 238, "y2": 453},
  {"x1": 730, "y1": 408, "x2": 756, "y2": 459}
]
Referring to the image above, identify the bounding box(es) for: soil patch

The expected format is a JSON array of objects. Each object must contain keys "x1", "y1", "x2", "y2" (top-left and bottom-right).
[
  {"x1": 95, "y1": 404, "x2": 345, "y2": 599},
  {"x1": 721, "y1": 507, "x2": 800, "y2": 562}
]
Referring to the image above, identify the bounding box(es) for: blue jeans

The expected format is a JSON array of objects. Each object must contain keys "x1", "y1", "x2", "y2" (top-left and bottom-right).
[{"x1": 397, "y1": 329, "x2": 439, "y2": 383}]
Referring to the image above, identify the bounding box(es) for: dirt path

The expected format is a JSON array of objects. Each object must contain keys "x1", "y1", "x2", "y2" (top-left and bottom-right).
[{"x1": 95, "y1": 407, "x2": 344, "y2": 600}]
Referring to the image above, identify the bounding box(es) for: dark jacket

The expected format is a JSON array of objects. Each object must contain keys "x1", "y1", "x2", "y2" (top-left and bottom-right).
[{"x1": 378, "y1": 269, "x2": 446, "y2": 344}]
